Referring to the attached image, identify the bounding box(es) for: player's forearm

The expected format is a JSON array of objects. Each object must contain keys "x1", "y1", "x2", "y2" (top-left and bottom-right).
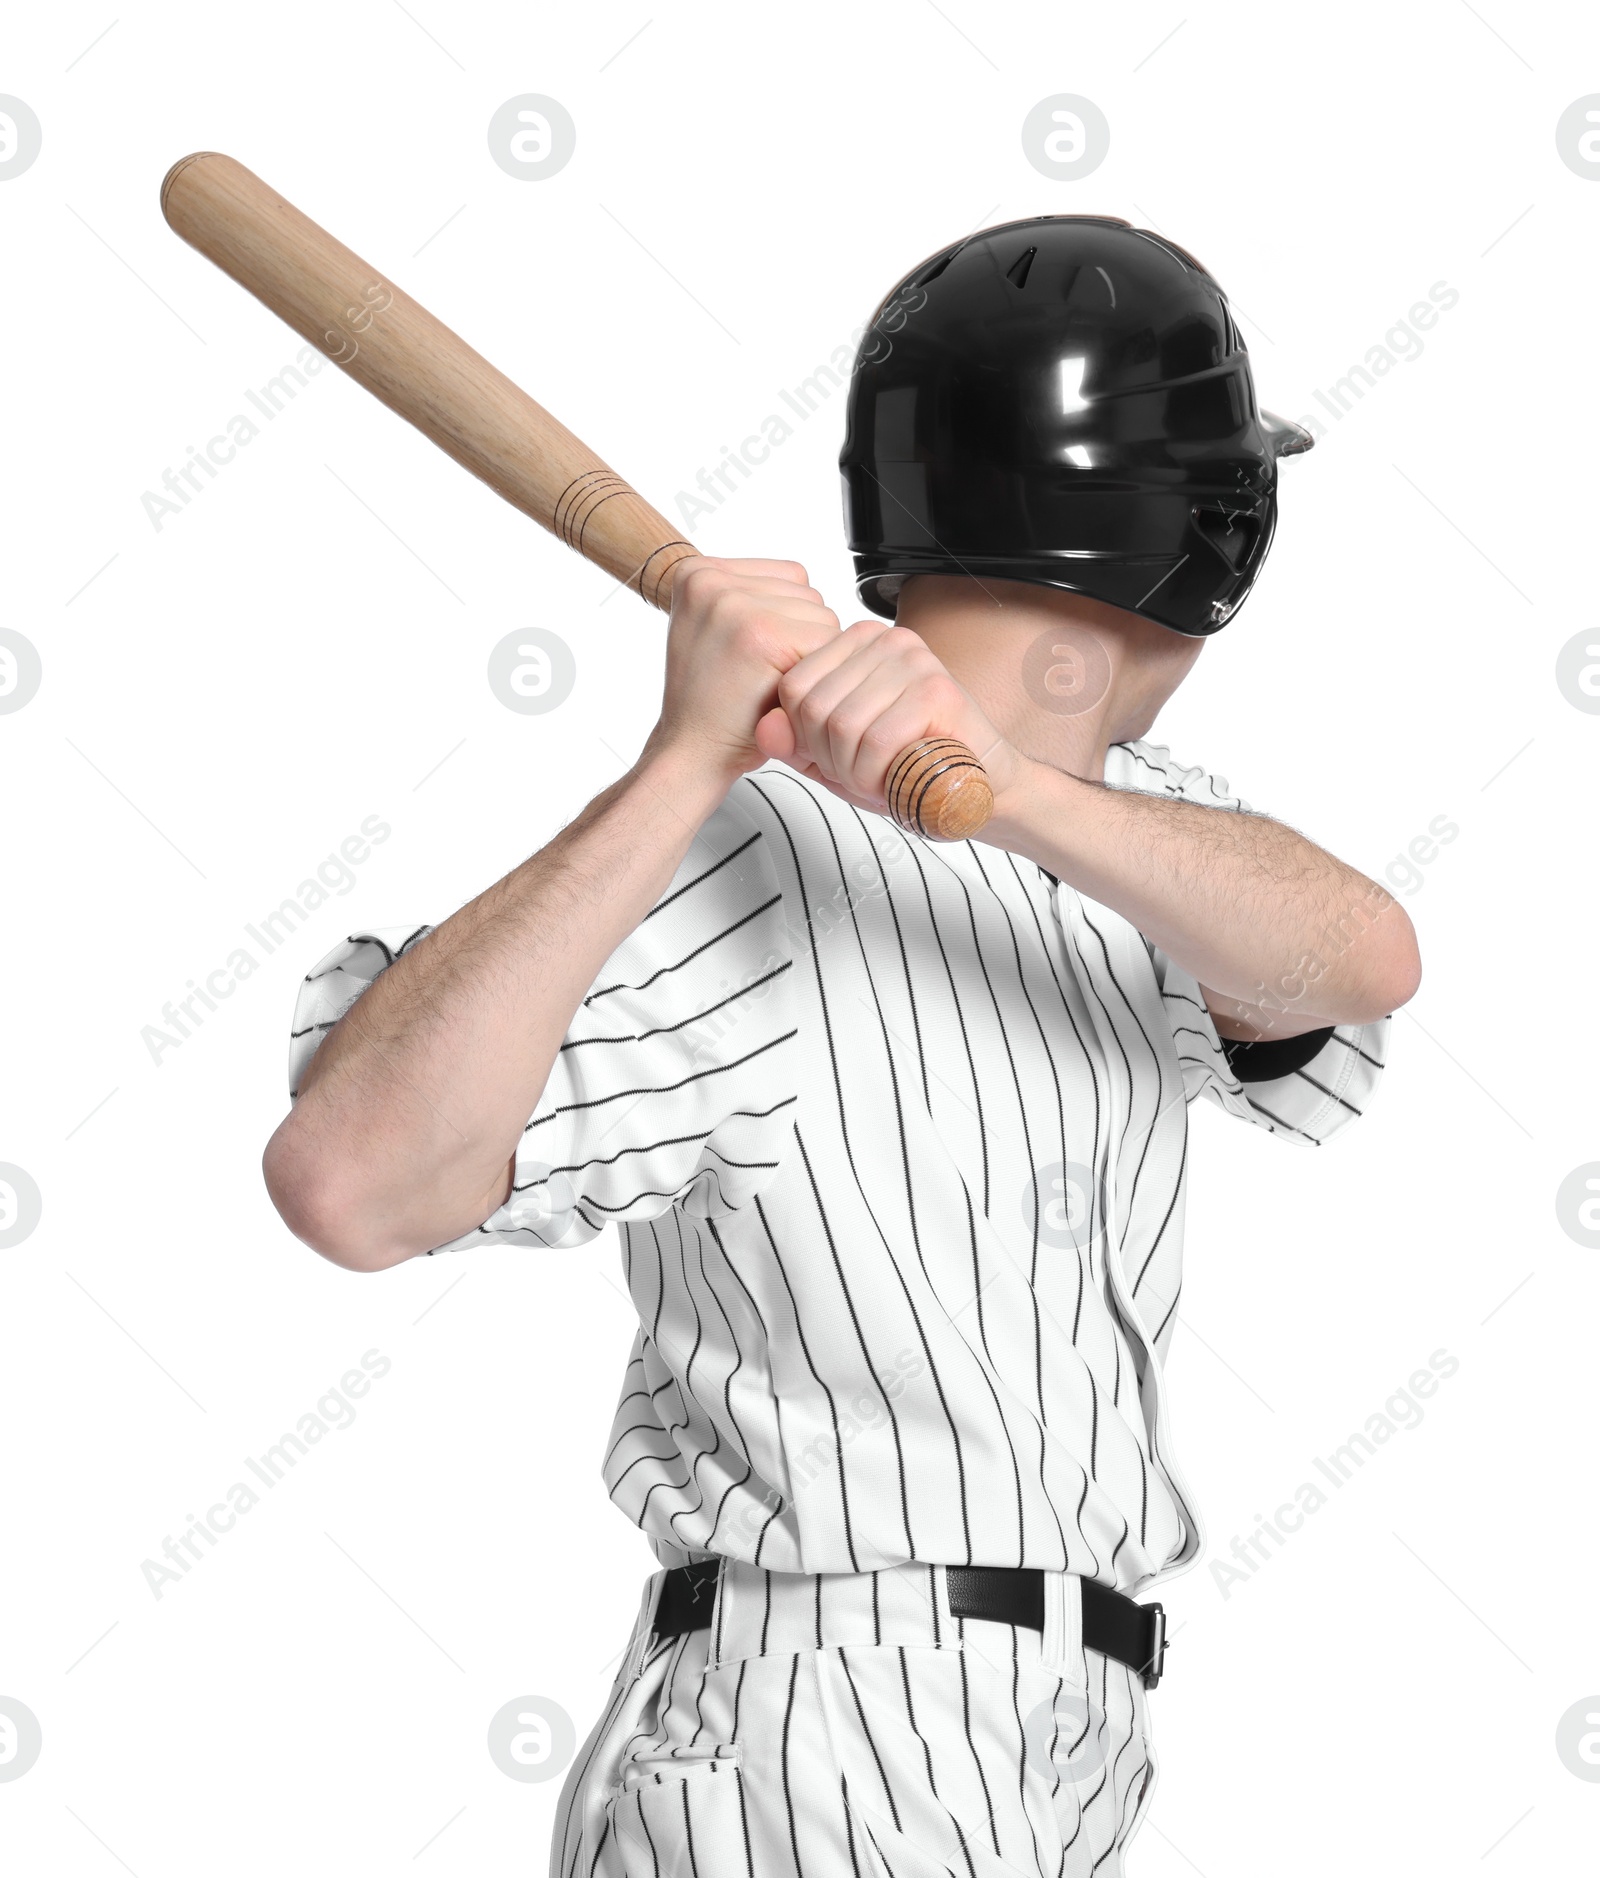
[
  {"x1": 987, "y1": 758, "x2": 1421, "y2": 1029},
  {"x1": 263, "y1": 739, "x2": 735, "y2": 1270}
]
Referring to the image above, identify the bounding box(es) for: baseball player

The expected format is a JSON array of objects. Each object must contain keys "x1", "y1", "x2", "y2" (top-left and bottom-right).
[{"x1": 266, "y1": 217, "x2": 1419, "y2": 1875}]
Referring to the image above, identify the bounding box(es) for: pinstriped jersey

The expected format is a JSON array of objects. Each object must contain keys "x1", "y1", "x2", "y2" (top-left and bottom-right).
[{"x1": 288, "y1": 741, "x2": 1387, "y2": 1593}]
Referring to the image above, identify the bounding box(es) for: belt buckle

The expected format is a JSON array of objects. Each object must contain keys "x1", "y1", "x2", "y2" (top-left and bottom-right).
[{"x1": 1141, "y1": 1602, "x2": 1167, "y2": 1690}]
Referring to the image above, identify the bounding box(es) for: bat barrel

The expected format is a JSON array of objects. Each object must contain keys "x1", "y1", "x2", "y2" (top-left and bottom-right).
[
  {"x1": 159, "y1": 152, "x2": 990, "y2": 837},
  {"x1": 160, "y1": 152, "x2": 693, "y2": 605}
]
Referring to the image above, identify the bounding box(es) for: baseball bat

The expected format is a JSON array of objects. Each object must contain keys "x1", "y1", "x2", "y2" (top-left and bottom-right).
[{"x1": 158, "y1": 153, "x2": 993, "y2": 842}]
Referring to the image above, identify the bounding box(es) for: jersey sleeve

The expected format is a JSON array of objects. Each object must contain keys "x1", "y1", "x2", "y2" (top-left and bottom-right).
[
  {"x1": 1112, "y1": 740, "x2": 1389, "y2": 1146},
  {"x1": 286, "y1": 787, "x2": 799, "y2": 1251}
]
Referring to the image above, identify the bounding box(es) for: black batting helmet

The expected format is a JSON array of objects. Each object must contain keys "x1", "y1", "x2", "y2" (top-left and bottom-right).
[{"x1": 839, "y1": 215, "x2": 1312, "y2": 636}]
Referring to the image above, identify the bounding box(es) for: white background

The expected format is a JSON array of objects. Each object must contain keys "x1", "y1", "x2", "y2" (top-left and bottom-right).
[{"x1": 3, "y1": 2, "x2": 1597, "y2": 1871}]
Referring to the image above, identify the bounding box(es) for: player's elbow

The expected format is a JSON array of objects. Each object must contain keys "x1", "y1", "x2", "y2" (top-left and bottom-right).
[
  {"x1": 1357, "y1": 906, "x2": 1423, "y2": 1023},
  {"x1": 261, "y1": 1117, "x2": 417, "y2": 1273},
  {"x1": 1385, "y1": 937, "x2": 1423, "y2": 1014}
]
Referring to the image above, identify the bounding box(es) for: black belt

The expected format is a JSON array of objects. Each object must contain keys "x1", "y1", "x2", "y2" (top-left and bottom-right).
[{"x1": 654, "y1": 1562, "x2": 1167, "y2": 1690}]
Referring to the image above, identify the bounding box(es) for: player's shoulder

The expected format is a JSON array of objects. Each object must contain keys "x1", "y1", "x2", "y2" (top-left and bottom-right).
[
  {"x1": 1105, "y1": 738, "x2": 1245, "y2": 811},
  {"x1": 729, "y1": 765, "x2": 887, "y2": 850},
  {"x1": 653, "y1": 768, "x2": 866, "y2": 931},
  {"x1": 629, "y1": 779, "x2": 780, "y2": 955},
  {"x1": 728, "y1": 766, "x2": 908, "y2": 890}
]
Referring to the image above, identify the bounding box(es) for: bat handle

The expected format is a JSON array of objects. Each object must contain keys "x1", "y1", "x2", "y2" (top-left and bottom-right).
[{"x1": 649, "y1": 554, "x2": 992, "y2": 841}]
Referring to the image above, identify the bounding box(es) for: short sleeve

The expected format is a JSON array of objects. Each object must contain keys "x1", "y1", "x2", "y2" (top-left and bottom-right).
[
  {"x1": 286, "y1": 787, "x2": 798, "y2": 1251},
  {"x1": 1153, "y1": 949, "x2": 1388, "y2": 1144},
  {"x1": 1109, "y1": 739, "x2": 1389, "y2": 1146}
]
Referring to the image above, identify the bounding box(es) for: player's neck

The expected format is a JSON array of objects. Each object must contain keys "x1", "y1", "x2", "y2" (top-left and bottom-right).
[{"x1": 896, "y1": 577, "x2": 1200, "y2": 786}]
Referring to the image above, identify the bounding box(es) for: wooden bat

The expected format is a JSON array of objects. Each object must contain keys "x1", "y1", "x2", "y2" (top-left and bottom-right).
[{"x1": 158, "y1": 153, "x2": 992, "y2": 842}]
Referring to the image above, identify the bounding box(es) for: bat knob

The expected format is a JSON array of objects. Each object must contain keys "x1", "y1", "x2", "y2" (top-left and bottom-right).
[{"x1": 885, "y1": 739, "x2": 994, "y2": 842}]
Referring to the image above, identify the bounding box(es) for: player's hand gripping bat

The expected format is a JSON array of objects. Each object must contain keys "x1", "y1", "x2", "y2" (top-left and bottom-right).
[{"x1": 159, "y1": 153, "x2": 993, "y2": 841}]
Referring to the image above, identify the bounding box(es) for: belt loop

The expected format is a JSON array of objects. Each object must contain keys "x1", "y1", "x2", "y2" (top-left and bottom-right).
[
  {"x1": 707, "y1": 1557, "x2": 729, "y2": 1669},
  {"x1": 1041, "y1": 1571, "x2": 1087, "y2": 1690},
  {"x1": 630, "y1": 1569, "x2": 669, "y2": 1681}
]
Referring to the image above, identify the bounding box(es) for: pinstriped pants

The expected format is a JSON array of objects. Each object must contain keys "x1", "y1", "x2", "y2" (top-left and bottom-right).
[{"x1": 551, "y1": 1560, "x2": 1159, "y2": 1878}]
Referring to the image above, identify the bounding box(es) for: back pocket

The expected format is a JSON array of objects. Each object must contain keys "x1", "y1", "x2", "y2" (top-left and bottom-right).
[{"x1": 605, "y1": 1756, "x2": 747, "y2": 1878}]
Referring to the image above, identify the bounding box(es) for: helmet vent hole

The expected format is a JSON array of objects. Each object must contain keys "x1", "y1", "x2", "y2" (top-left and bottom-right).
[
  {"x1": 1193, "y1": 507, "x2": 1260, "y2": 570},
  {"x1": 1006, "y1": 246, "x2": 1038, "y2": 290},
  {"x1": 915, "y1": 248, "x2": 957, "y2": 287}
]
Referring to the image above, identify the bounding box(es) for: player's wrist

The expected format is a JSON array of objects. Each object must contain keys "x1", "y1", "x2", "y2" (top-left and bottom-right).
[
  {"x1": 978, "y1": 750, "x2": 1100, "y2": 862},
  {"x1": 635, "y1": 722, "x2": 749, "y2": 811},
  {"x1": 975, "y1": 745, "x2": 1054, "y2": 851}
]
